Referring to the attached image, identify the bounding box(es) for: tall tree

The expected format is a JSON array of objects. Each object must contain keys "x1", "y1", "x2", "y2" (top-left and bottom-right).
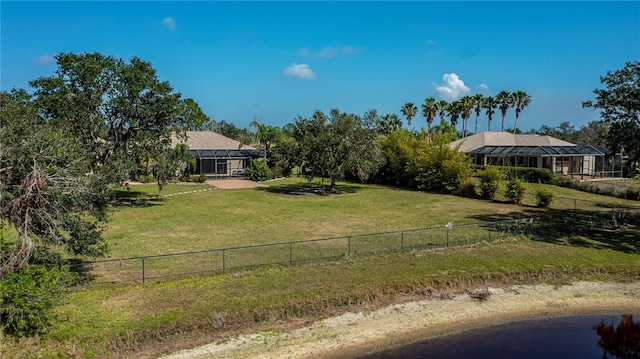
[
  {"x1": 473, "y1": 94, "x2": 484, "y2": 134},
  {"x1": 178, "y1": 98, "x2": 212, "y2": 131},
  {"x1": 400, "y1": 102, "x2": 418, "y2": 128},
  {"x1": 377, "y1": 113, "x2": 403, "y2": 135},
  {"x1": 583, "y1": 61, "x2": 640, "y2": 173},
  {"x1": 496, "y1": 90, "x2": 513, "y2": 131},
  {"x1": 483, "y1": 96, "x2": 498, "y2": 131},
  {"x1": 459, "y1": 96, "x2": 474, "y2": 137},
  {"x1": 512, "y1": 90, "x2": 531, "y2": 134},
  {"x1": 436, "y1": 100, "x2": 449, "y2": 123},
  {"x1": 420, "y1": 97, "x2": 438, "y2": 137},
  {"x1": 1, "y1": 90, "x2": 109, "y2": 273},
  {"x1": 446, "y1": 100, "x2": 462, "y2": 133},
  {"x1": 293, "y1": 109, "x2": 384, "y2": 191},
  {"x1": 29, "y1": 52, "x2": 185, "y2": 185}
]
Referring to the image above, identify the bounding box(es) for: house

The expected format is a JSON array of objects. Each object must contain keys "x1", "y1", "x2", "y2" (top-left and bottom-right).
[
  {"x1": 172, "y1": 131, "x2": 264, "y2": 178},
  {"x1": 450, "y1": 132, "x2": 621, "y2": 179}
]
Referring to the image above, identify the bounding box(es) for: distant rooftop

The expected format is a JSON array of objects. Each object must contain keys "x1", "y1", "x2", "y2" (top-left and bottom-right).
[
  {"x1": 171, "y1": 131, "x2": 255, "y2": 150},
  {"x1": 451, "y1": 132, "x2": 575, "y2": 152}
]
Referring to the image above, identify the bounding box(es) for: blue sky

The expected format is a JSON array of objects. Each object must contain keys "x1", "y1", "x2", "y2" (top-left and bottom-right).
[{"x1": 2, "y1": 1, "x2": 639, "y2": 132}]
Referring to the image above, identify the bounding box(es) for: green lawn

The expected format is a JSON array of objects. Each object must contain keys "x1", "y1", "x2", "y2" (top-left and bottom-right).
[
  {"x1": 3, "y1": 178, "x2": 640, "y2": 359},
  {"x1": 103, "y1": 178, "x2": 639, "y2": 259}
]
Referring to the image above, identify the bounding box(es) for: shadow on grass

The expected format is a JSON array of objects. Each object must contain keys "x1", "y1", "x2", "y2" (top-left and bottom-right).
[
  {"x1": 259, "y1": 182, "x2": 362, "y2": 195},
  {"x1": 468, "y1": 205, "x2": 640, "y2": 254},
  {"x1": 110, "y1": 189, "x2": 163, "y2": 207}
]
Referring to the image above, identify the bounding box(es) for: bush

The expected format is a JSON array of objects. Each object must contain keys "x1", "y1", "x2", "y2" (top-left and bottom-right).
[
  {"x1": 456, "y1": 178, "x2": 477, "y2": 198},
  {"x1": 535, "y1": 187, "x2": 555, "y2": 208},
  {"x1": 505, "y1": 179, "x2": 526, "y2": 204},
  {"x1": 138, "y1": 174, "x2": 155, "y2": 183},
  {"x1": 0, "y1": 266, "x2": 74, "y2": 337},
  {"x1": 478, "y1": 166, "x2": 503, "y2": 200},
  {"x1": 245, "y1": 160, "x2": 272, "y2": 182}
]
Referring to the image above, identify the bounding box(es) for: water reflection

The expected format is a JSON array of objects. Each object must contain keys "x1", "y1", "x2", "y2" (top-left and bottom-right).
[
  {"x1": 594, "y1": 314, "x2": 640, "y2": 359},
  {"x1": 358, "y1": 314, "x2": 640, "y2": 359}
]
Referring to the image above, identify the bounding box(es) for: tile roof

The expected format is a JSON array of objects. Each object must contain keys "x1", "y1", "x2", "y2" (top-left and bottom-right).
[{"x1": 171, "y1": 131, "x2": 256, "y2": 150}]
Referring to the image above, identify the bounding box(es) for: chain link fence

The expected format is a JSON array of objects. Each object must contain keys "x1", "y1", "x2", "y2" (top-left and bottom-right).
[
  {"x1": 76, "y1": 196, "x2": 640, "y2": 286},
  {"x1": 79, "y1": 218, "x2": 538, "y2": 285}
]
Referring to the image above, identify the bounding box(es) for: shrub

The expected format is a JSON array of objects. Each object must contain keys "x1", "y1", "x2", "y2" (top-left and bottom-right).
[
  {"x1": 138, "y1": 175, "x2": 155, "y2": 183},
  {"x1": 505, "y1": 179, "x2": 526, "y2": 204},
  {"x1": 245, "y1": 160, "x2": 272, "y2": 182},
  {"x1": 478, "y1": 166, "x2": 503, "y2": 200},
  {"x1": 535, "y1": 187, "x2": 555, "y2": 208},
  {"x1": 456, "y1": 178, "x2": 477, "y2": 198},
  {"x1": 0, "y1": 265, "x2": 74, "y2": 337}
]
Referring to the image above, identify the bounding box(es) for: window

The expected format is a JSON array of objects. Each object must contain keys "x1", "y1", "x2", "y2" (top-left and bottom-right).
[{"x1": 216, "y1": 160, "x2": 228, "y2": 175}]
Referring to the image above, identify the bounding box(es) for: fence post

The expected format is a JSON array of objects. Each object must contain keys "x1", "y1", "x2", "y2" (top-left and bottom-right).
[
  {"x1": 574, "y1": 199, "x2": 577, "y2": 215},
  {"x1": 348, "y1": 237, "x2": 351, "y2": 258},
  {"x1": 488, "y1": 222, "x2": 491, "y2": 241},
  {"x1": 401, "y1": 231, "x2": 404, "y2": 251},
  {"x1": 141, "y1": 257, "x2": 145, "y2": 284},
  {"x1": 222, "y1": 249, "x2": 226, "y2": 273},
  {"x1": 289, "y1": 242, "x2": 293, "y2": 265}
]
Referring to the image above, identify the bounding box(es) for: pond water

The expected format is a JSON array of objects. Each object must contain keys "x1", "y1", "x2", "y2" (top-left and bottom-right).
[{"x1": 357, "y1": 314, "x2": 640, "y2": 359}]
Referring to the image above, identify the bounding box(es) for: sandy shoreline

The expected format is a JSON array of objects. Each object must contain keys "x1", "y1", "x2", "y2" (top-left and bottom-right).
[{"x1": 160, "y1": 281, "x2": 640, "y2": 359}]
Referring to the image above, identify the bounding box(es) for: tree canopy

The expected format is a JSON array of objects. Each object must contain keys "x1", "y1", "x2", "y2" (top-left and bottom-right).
[
  {"x1": 583, "y1": 61, "x2": 640, "y2": 171},
  {"x1": 1, "y1": 90, "x2": 109, "y2": 274},
  {"x1": 29, "y1": 52, "x2": 189, "y2": 184},
  {"x1": 293, "y1": 109, "x2": 383, "y2": 191}
]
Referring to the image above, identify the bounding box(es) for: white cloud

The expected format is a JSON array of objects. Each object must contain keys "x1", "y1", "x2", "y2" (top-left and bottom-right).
[
  {"x1": 163, "y1": 17, "x2": 176, "y2": 31},
  {"x1": 283, "y1": 63, "x2": 316, "y2": 80},
  {"x1": 299, "y1": 45, "x2": 362, "y2": 58},
  {"x1": 435, "y1": 73, "x2": 470, "y2": 101},
  {"x1": 317, "y1": 46, "x2": 339, "y2": 58},
  {"x1": 479, "y1": 83, "x2": 489, "y2": 89},
  {"x1": 31, "y1": 54, "x2": 54, "y2": 66}
]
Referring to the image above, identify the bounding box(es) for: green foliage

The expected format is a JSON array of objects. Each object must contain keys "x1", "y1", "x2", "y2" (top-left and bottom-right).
[
  {"x1": 1, "y1": 90, "x2": 109, "y2": 272},
  {"x1": 505, "y1": 179, "x2": 526, "y2": 204},
  {"x1": 413, "y1": 134, "x2": 472, "y2": 192},
  {"x1": 456, "y1": 178, "x2": 477, "y2": 198},
  {"x1": 245, "y1": 160, "x2": 272, "y2": 182},
  {"x1": 0, "y1": 265, "x2": 74, "y2": 337},
  {"x1": 377, "y1": 131, "x2": 471, "y2": 192},
  {"x1": 138, "y1": 175, "x2": 156, "y2": 183},
  {"x1": 535, "y1": 187, "x2": 555, "y2": 208},
  {"x1": 583, "y1": 61, "x2": 640, "y2": 173},
  {"x1": 478, "y1": 166, "x2": 503, "y2": 199},
  {"x1": 552, "y1": 176, "x2": 640, "y2": 201},
  {"x1": 293, "y1": 109, "x2": 384, "y2": 190},
  {"x1": 472, "y1": 166, "x2": 555, "y2": 184},
  {"x1": 29, "y1": 52, "x2": 185, "y2": 184}
]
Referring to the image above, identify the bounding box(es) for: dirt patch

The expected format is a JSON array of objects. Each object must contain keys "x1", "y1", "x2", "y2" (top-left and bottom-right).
[
  {"x1": 206, "y1": 179, "x2": 267, "y2": 189},
  {"x1": 159, "y1": 281, "x2": 640, "y2": 359}
]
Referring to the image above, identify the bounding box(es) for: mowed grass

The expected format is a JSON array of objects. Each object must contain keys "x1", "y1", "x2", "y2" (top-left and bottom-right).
[
  {"x1": 104, "y1": 178, "x2": 639, "y2": 258},
  {"x1": 3, "y1": 178, "x2": 640, "y2": 359},
  {"x1": 7, "y1": 240, "x2": 640, "y2": 359}
]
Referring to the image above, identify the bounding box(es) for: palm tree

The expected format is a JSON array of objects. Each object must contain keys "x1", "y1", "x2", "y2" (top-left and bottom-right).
[
  {"x1": 512, "y1": 90, "x2": 532, "y2": 134},
  {"x1": 400, "y1": 102, "x2": 418, "y2": 128},
  {"x1": 459, "y1": 96, "x2": 474, "y2": 137},
  {"x1": 473, "y1": 94, "x2": 484, "y2": 134},
  {"x1": 483, "y1": 96, "x2": 497, "y2": 131},
  {"x1": 496, "y1": 90, "x2": 513, "y2": 132},
  {"x1": 436, "y1": 100, "x2": 449, "y2": 123},
  {"x1": 378, "y1": 113, "x2": 402, "y2": 135},
  {"x1": 420, "y1": 97, "x2": 438, "y2": 137},
  {"x1": 446, "y1": 100, "x2": 462, "y2": 134}
]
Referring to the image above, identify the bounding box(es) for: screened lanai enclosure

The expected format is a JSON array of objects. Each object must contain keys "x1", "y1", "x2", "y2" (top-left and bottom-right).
[
  {"x1": 451, "y1": 132, "x2": 623, "y2": 179},
  {"x1": 172, "y1": 131, "x2": 264, "y2": 179},
  {"x1": 190, "y1": 148, "x2": 263, "y2": 178},
  {"x1": 468, "y1": 145, "x2": 623, "y2": 179}
]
